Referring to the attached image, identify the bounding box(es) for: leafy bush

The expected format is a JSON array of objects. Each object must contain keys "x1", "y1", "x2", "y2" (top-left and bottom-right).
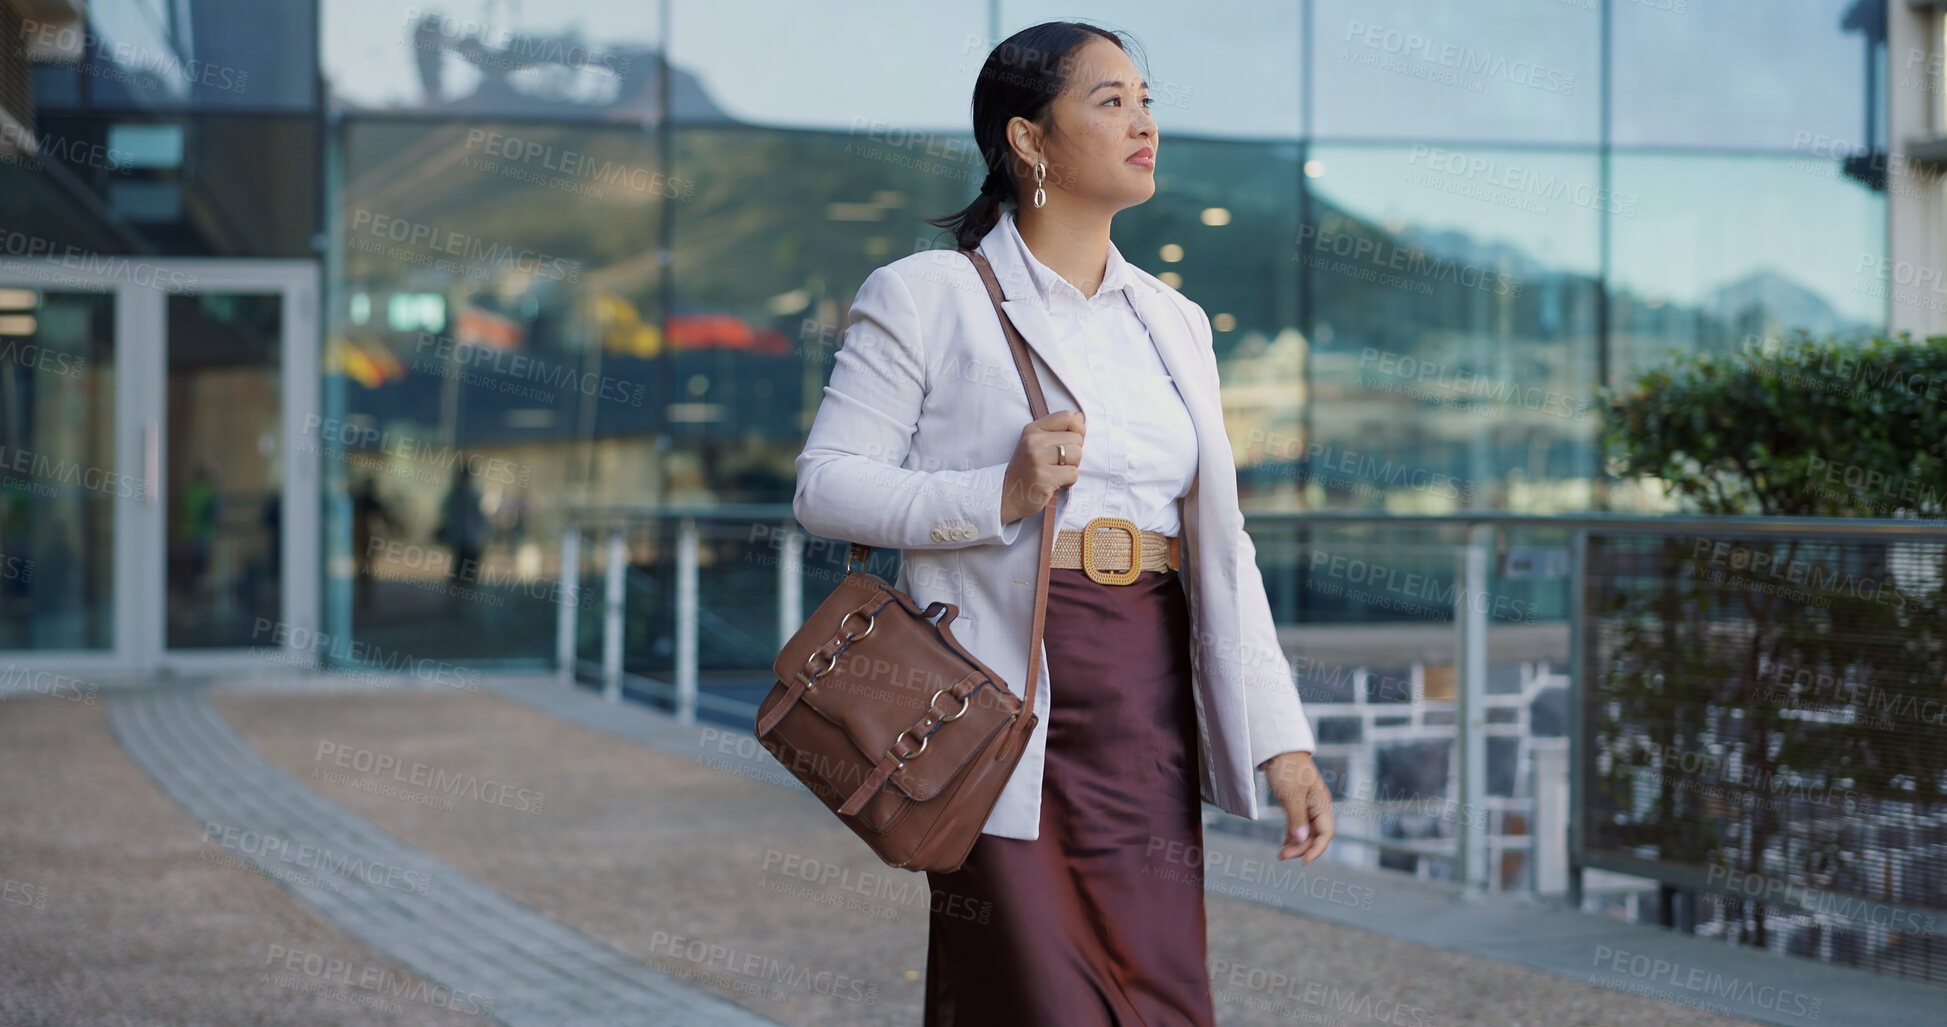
[{"x1": 1588, "y1": 331, "x2": 1947, "y2": 962}]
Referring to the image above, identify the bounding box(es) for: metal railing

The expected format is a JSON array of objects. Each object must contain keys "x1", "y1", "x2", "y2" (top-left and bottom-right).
[{"x1": 554, "y1": 505, "x2": 1947, "y2": 912}]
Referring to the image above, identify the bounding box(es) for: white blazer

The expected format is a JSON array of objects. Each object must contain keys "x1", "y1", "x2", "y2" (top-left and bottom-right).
[{"x1": 792, "y1": 209, "x2": 1316, "y2": 841}]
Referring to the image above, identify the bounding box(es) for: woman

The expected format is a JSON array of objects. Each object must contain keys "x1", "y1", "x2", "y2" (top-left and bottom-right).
[{"x1": 792, "y1": 21, "x2": 1335, "y2": 1026}]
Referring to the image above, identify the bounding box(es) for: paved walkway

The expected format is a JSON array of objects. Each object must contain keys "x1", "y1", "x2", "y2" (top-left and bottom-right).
[
  {"x1": 109, "y1": 683, "x2": 775, "y2": 1027},
  {"x1": 2, "y1": 671, "x2": 1937, "y2": 1025}
]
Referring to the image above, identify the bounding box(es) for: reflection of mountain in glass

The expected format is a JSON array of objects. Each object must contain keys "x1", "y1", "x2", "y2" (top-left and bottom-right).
[{"x1": 1284, "y1": 192, "x2": 1878, "y2": 513}]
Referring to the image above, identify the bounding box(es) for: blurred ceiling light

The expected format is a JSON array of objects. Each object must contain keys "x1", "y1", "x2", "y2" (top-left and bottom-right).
[
  {"x1": 826, "y1": 202, "x2": 885, "y2": 221},
  {"x1": 1304, "y1": 160, "x2": 1326, "y2": 177},
  {"x1": 1213, "y1": 313, "x2": 1236, "y2": 332},
  {"x1": 765, "y1": 288, "x2": 810, "y2": 316},
  {"x1": 1199, "y1": 207, "x2": 1230, "y2": 226},
  {"x1": 0, "y1": 288, "x2": 39, "y2": 310},
  {"x1": 1159, "y1": 243, "x2": 1184, "y2": 263},
  {"x1": 1159, "y1": 271, "x2": 1183, "y2": 288},
  {"x1": 0, "y1": 315, "x2": 37, "y2": 336}
]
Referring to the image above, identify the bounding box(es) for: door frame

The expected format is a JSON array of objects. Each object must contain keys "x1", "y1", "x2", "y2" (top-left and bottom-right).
[{"x1": 0, "y1": 258, "x2": 320, "y2": 680}]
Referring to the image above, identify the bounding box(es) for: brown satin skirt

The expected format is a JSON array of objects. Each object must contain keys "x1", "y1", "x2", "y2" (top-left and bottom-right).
[{"x1": 923, "y1": 564, "x2": 1214, "y2": 1027}]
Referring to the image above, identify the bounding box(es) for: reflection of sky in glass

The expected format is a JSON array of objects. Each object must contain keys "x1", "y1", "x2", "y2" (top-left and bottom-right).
[
  {"x1": 999, "y1": 1, "x2": 1301, "y2": 138},
  {"x1": 90, "y1": 0, "x2": 191, "y2": 101},
  {"x1": 1612, "y1": 0, "x2": 1880, "y2": 151},
  {"x1": 1305, "y1": 145, "x2": 1601, "y2": 278},
  {"x1": 1312, "y1": 0, "x2": 1598, "y2": 144},
  {"x1": 324, "y1": 0, "x2": 1302, "y2": 134},
  {"x1": 1607, "y1": 154, "x2": 1884, "y2": 326}
]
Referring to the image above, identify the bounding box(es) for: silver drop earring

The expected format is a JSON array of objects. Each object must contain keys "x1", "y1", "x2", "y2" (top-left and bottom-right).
[{"x1": 1033, "y1": 161, "x2": 1047, "y2": 209}]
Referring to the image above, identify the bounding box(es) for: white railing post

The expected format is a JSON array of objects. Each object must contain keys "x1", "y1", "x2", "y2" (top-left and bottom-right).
[
  {"x1": 780, "y1": 524, "x2": 803, "y2": 648},
  {"x1": 1533, "y1": 745, "x2": 1570, "y2": 895},
  {"x1": 556, "y1": 526, "x2": 580, "y2": 686},
  {"x1": 675, "y1": 516, "x2": 699, "y2": 724},
  {"x1": 603, "y1": 523, "x2": 626, "y2": 703},
  {"x1": 1455, "y1": 521, "x2": 1492, "y2": 900}
]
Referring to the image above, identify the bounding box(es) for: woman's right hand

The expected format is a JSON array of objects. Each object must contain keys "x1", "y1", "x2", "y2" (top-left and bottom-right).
[{"x1": 1000, "y1": 410, "x2": 1084, "y2": 524}]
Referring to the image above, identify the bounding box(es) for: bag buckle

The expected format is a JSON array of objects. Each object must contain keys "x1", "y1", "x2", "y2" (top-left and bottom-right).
[{"x1": 1082, "y1": 516, "x2": 1143, "y2": 585}]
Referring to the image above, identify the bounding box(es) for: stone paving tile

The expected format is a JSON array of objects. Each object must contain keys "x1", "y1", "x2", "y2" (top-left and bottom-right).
[
  {"x1": 111, "y1": 684, "x2": 779, "y2": 1027},
  {"x1": 0, "y1": 694, "x2": 483, "y2": 1027},
  {"x1": 218, "y1": 683, "x2": 1761, "y2": 1027}
]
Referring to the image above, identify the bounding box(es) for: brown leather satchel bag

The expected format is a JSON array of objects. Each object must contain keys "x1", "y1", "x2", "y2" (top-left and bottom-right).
[{"x1": 754, "y1": 247, "x2": 1057, "y2": 873}]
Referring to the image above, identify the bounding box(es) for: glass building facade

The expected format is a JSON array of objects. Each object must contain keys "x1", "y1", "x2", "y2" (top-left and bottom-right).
[{"x1": 0, "y1": 0, "x2": 1902, "y2": 672}]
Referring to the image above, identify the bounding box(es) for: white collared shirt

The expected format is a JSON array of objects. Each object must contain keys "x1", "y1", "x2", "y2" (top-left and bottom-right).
[{"x1": 996, "y1": 208, "x2": 1198, "y2": 538}]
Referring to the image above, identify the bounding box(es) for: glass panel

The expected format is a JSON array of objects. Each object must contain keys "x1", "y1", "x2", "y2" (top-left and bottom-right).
[
  {"x1": 996, "y1": 1, "x2": 1302, "y2": 139},
  {"x1": 1303, "y1": 144, "x2": 1604, "y2": 512},
  {"x1": 22, "y1": 114, "x2": 319, "y2": 258},
  {"x1": 1606, "y1": 153, "x2": 1886, "y2": 385},
  {"x1": 667, "y1": 0, "x2": 981, "y2": 130},
  {"x1": 0, "y1": 290, "x2": 117, "y2": 650},
  {"x1": 324, "y1": 0, "x2": 658, "y2": 120},
  {"x1": 30, "y1": 0, "x2": 318, "y2": 112},
  {"x1": 166, "y1": 292, "x2": 282, "y2": 647},
  {"x1": 337, "y1": 118, "x2": 662, "y2": 663},
  {"x1": 1612, "y1": 0, "x2": 1885, "y2": 151},
  {"x1": 1313, "y1": 0, "x2": 1598, "y2": 144}
]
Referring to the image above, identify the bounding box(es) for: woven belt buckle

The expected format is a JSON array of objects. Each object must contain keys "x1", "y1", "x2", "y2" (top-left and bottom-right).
[{"x1": 1081, "y1": 516, "x2": 1143, "y2": 586}]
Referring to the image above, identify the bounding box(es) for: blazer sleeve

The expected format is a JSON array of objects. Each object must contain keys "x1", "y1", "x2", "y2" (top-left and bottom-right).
[
  {"x1": 1184, "y1": 299, "x2": 1317, "y2": 769},
  {"x1": 793, "y1": 265, "x2": 1027, "y2": 550}
]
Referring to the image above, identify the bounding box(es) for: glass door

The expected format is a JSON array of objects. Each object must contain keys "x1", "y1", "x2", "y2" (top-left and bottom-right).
[
  {"x1": 0, "y1": 260, "x2": 319, "y2": 676},
  {"x1": 0, "y1": 283, "x2": 122, "y2": 663}
]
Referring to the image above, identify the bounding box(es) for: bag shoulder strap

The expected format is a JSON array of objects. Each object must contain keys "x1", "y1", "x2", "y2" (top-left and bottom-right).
[
  {"x1": 960, "y1": 248, "x2": 1056, "y2": 732},
  {"x1": 842, "y1": 247, "x2": 1059, "y2": 729}
]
